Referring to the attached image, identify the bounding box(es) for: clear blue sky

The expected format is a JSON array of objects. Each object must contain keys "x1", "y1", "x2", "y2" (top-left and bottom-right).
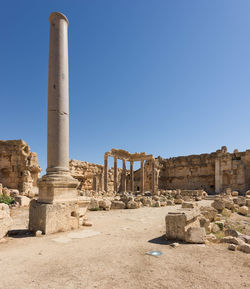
[{"x1": 0, "y1": 0, "x2": 250, "y2": 173}]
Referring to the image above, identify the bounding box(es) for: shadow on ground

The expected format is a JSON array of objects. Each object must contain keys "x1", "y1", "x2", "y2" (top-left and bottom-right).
[
  {"x1": 148, "y1": 235, "x2": 186, "y2": 246},
  {"x1": 8, "y1": 229, "x2": 34, "y2": 238}
]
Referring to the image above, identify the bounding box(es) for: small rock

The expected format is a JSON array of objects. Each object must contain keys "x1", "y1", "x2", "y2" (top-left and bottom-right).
[
  {"x1": 182, "y1": 202, "x2": 197, "y2": 209},
  {"x1": 228, "y1": 244, "x2": 236, "y2": 251},
  {"x1": 35, "y1": 230, "x2": 42, "y2": 237},
  {"x1": 221, "y1": 236, "x2": 245, "y2": 246},
  {"x1": 222, "y1": 208, "x2": 231, "y2": 217},
  {"x1": 211, "y1": 199, "x2": 225, "y2": 212},
  {"x1": 211, "y1": 223, "x2": 221, "y2": 233},
  {"x1": 238, "y1": 243, "x2": 250, "y2": 254},
  {"x1": 231, "y1": 191, "x2": 239, "y2": 197},
  {"x1": 206, "y1": 233, "x2": 217, "y2": 243},
  {"x1": 238, "y1": 206, "x2": 248, "y2": 216},
  {"x1": 170, "y1": 242, "x2": 179, "y2": 248},
  {"x1": 127, "y1": 200, "x2": 139, "y2": 209},
  {"x1": 14, "y1": 196, "x2": 31, "y2": 207},
  {"x1": 111, "y1": 201, "x2": 126, "y2": 210},
  {"x1": 83, "y1": 222, "x2": 93, "y2": 227},
  {"x1": 224, "y1": 229, "x2": 240, "y2": 238},
  {"x1": 174, "y1": 198, "x2": 183, "y2": 205}
]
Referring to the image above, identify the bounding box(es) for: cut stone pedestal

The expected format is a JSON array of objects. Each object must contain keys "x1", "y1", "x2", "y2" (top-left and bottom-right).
[
  {"x1": 28, "y1": 174, "x2": 87, "y2": 234},
  {"x1": 29, "y1": 200, "x2": 79, "y2": 234}
]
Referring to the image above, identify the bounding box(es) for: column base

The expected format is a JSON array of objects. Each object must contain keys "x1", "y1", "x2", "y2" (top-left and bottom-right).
[
  {"x1": 28, "y1": 173, "x2": 87, "y2": 234},
  {"x1": 37, "y1": 174, "x2": 79, "y2": 203},
  {"x1": 29, "y1": 200, "x2": 79, "y2": 234}
]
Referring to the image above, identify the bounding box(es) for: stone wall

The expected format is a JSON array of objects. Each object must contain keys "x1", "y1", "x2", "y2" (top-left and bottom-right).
[
  {"x1": 157, "y1": 146, "x2": 250, "y2": 194},
  {"x1": 69, "y1": 159, "x2": 123, "y2": 192},
  {"x1": 0, "y1": 140, "x2": 41, "y2": 194}
]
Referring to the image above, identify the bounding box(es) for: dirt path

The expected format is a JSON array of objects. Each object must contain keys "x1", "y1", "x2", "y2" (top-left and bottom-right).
[{"x1": 0, "y1": 202, "x2": 249, "y2": 289}]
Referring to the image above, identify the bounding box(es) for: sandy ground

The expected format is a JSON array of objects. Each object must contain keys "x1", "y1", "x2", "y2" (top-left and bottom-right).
[{"x1": 0, "y1": 201, "x2": 249, "y2": 289}]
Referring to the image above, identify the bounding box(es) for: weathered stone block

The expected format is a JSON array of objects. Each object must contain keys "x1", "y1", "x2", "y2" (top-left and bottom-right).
[
  {"x1": 29, "y1": 200, "x2": 79, "y2": 234},
  {"x1": 0, "y1": 203, "x2": 12, "y2": 239},
  {"x1": 111, "y1": 200, "x2": 126, "y2": 209},
  {"x1": 185, "y1": 227, "x2": 206, "y2": 244},
  {"x1": 15, "y1": 195, "x2": 30, "y2": 207},
  {"x1": 182, "y1": 202, "x2": 197, "y2": 209},
  {"x1": 165, "y1": 207, "x2": 200, "y2": 241},
  {"x1": 238, "y1": 206, "x2": 248, "y2": 216}
]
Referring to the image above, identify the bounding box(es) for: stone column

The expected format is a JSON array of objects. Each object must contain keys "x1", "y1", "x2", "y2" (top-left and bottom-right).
[
  {"x1": 29, "y1": 12, "x2": 87, "y2": 235},
  {"x1": 140, "y1": 160, "x2": 144, "y2": 194},
  {"x1": 122, "y1": 159, "x2": 126, "y2": 192},
  {"x1": 46, "y1": 12, "x2": 70, "y2": 177},
  {"x1": 152, "y1": 160, "x2": 155, "y2": 194},
  {"x1": 215, "y1": 158, "x2": 221, "y2": 193},
  {"x1": 37, "y1": 12, "x2": 79, "y2": 203},
  {"x1": 114, "y1": 157, "x2": 118, "y2": 192},
  {"x1": 130, "y1": 161, "x2": 134, "y2": 193},
  {"x1": 104, "y1": 155, "x2": 108, "y2": 192}
]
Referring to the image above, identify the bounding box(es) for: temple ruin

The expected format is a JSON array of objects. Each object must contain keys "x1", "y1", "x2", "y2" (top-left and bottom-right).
[
  {"x1": 0, "y1": 140, "x2": 41, "y2": 195},
  {"x1": 104, "y1": 149, "x2": 157, "y2": 194}
]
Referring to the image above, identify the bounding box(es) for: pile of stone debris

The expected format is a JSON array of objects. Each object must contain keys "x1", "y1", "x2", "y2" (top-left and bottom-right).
[
  {"x1": 0, "y1": 183, "x2": 32, "y2": 208},
  {"x1": 84, "y1": 189, "x2": 208, "y2": 211},
  {"x1": 164, "y1": 190, "x2": 250, "y2": 254}
]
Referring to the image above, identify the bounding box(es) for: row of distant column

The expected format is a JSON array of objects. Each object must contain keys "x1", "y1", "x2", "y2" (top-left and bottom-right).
[{"x1": 104, "y1": 156, "x2": 156, "y2": 194}]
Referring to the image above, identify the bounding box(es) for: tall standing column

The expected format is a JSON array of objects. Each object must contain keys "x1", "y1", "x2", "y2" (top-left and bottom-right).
[
  {"x1": 152, "y1": 160, "x2": 155, "y2": 194},
  {"x1": 122, "y1": 159, "x2": 127, "y2": 192},
  {"x1": 130, "y1": 161, "x2": 134, "y2": 193},
  {"x1": 47, "y1": 12, "x2": 70, "y2": 176},
  {"x1": 140, "y1": 160, "x2": 144, "y2": 194},
  {"x1": 37, "y1": 12, "x2": 79, "y2": 204},
  {"x1": 114, "y1": 157, "x2": 118, "y2": 192},
  {"x1": 29, "y1": 12, "x2": 85, "y2": 235},
  {"x1": 104, "y1": 155, "x2": 108, "y2": 192}
]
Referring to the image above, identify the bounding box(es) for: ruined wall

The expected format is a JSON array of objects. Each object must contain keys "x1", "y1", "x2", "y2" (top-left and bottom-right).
[
  {"x1": 157, "y1": 146, "x2": 250, "y2": 194},
  {"x1": 0, "y1": 140, "x2": 41, "y2": 194},
  {"x1": 69, "y1": 159, "x2": 123, "y2": 192}
]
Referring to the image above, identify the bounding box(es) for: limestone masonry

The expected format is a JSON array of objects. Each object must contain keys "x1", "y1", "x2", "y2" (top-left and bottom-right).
[
  {"x1": 1, "y1": 144, "x2": 250, "y2": 195},
  {"x1": 0, "y1": 140, "x2": 41, "y2": 195}
]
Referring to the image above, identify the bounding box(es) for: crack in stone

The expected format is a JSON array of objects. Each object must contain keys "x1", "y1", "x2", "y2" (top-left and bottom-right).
[{"x1": 49, "y1": 109, "x2": 68, "y2": 116}]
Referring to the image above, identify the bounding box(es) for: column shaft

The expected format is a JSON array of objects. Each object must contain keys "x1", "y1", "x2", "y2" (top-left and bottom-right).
[
  {"x1": 130, "y1": 161, "x2": 134, "y2": 193},
  {"x1": 104, "y1": 156, "x2": 108, "y2": 192},
  {"x1": 122, "y1": 159, "x2": 126, "y2": 192},
  {"x1": 114, "y1": 157, "x2": 118, "y2": 192},
  {"x1": 140, "y1": 160, "x2": 144, "y2": 194},
  {"x1": 152, "y1": 160, "x2": 155, "y2": 194},
  {"x1": 47, "y1": 12, "x2": 70, "y2": 176}
]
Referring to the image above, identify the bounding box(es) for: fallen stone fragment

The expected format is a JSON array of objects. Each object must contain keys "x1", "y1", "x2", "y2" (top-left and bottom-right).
[
  {"x1": 185, "y1": 227, "x2": 206, "y2": 244},
  {"x1": 99, "y1": 199, "x2": 111, "y2": 211},
  {"x1": 220, "y1": 236, "x2": 245, "y2": 246},
  {"x1": 211, "y1": 199, "x2": 225, "y2": 212},
  {"x1": 206, "y1": 233, "x2": 217, "y2": 243},
  {"x1": 0, "y1": 203, "x2": 13, "y2": 239},
  {"x1": 111, "y1": 201, "x2": 126, "y2": 210},
  {"x1": 238, "y1": 206, "x2": 248, "y2": 216},
  {"x1": 35, "y1": 230, "x2": 42, "y2": 237},
  {"x1": 224, "y1": 229, "x2": 240, "y2": 238},
  {"x1": 182, "y1": 202, "x2": 197, "y2": 209},
  {"x1": 83, "y1": 221, "x2": 93, "y2": 227},
  {"x1": 170, "y1": 242, "x2": 179, "y2": 248},
  {"x1": 228, "y1": 244, "x2": 236, "y2": 251},
  {"x1": 237, "y1": 243, "x2": 250, "y2": 254},
  {"x1": 165, "y1": 207, "x2": 201, "y2": 241},
  {"x1": 14, "y1": 196, "x2": 31, "y2": 207}
]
